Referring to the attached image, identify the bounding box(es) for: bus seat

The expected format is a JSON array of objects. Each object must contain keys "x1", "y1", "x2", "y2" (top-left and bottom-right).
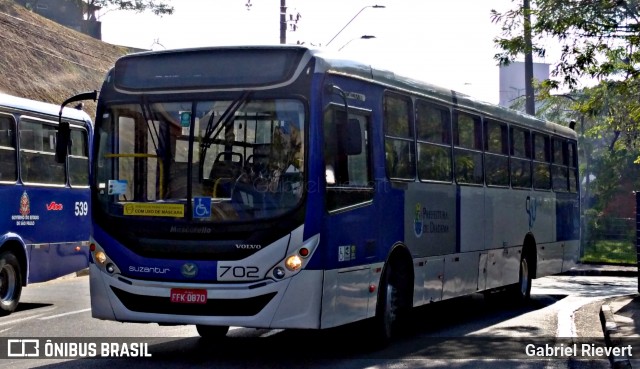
[{"x1": 209, "y1": 152, "x2": 243, "y2": 180}]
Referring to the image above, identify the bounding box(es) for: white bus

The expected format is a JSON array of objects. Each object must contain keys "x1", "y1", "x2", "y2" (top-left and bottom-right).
[{"x1": 59, "y1": 45, "x2": 580, "y2": 345}]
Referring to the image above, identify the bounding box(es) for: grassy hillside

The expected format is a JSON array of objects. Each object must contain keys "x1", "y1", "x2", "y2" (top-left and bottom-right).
[{"x1": 0, "y1": 0, "x2": 135, "y2": 119}]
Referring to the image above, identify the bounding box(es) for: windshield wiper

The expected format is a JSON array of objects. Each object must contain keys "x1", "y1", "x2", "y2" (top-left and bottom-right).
[
  {"x1": 200, "y1": 90, "x2": 251, "y2": 175},
  {"x1": 139, "y1": 98, "x2": 161, "y2": 155},
  {"x1": 201, "y1": 91, "x2": 251, "y2": 150}
]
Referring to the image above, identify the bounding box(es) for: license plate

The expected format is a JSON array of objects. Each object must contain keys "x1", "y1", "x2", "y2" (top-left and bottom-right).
[{"x1": 170, "y1": 288, "x2": 207, "y2": 304}]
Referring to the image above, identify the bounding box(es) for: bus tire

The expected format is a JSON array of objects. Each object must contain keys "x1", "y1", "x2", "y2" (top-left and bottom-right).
[
  {"x1": 196, "y1": 325, "x2": 229, "y2": 340},
  {"x1": 512, "y1": 252, "x2": 533, "y2": 303},
  {"x1": 371, "y1": 258, "x2": 411, "y2": 347},
  {"x1": 0, "y1": 251, "x2": 22, "y2": 316},
  {"x1": 371, "y1": 266, "x2": 396, "y2": 347}
]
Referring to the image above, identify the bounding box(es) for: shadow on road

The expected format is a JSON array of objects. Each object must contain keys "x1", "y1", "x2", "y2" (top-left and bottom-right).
[
  {"x1": 30, "y1": 292, "x2": 568, "y2": 369},
  {"x1": 14, "y1": 302, "x2": 52, "y2": 313}
]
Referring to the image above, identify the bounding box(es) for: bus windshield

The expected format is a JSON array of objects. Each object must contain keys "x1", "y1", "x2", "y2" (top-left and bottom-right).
[{"x1": 95, "y1": 98, "x2": 305, "y2": 222}]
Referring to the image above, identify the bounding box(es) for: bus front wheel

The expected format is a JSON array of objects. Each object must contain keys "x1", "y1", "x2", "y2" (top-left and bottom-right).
[
  {"x1": 196, "y1": 325, "x2": 229, "y2": 340},
  {"x1": 0, "y1": 251, "x2": 22, "y2": 316},
  {"x1": 371, "y1": 260, "x2": 409, "y2": 347}
]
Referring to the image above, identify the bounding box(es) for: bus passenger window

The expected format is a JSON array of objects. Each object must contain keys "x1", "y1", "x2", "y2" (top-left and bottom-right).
[
  {"x1": 0, "y1": 115, "x2": 17, "y2": 182},
  {"x1": 551, "y1": 138, "x2": 569, "y2": 192},
  {"x1": 568, "y1": 142, "x2": 578, "y2": 192},
  {"x1": 484, "y1": 120, "x2": 509, "y2": 187},
  {"x1": 532, "y1": 133, "x2": 551, "y2": 190},
  {"x1": 415, "y1": 100, "x2": 451, "y2": 182},
  {"x1": 453, "y1": 111, "x2": 483, "y2": 185},
  {"x1": 19, "y1": 121, "x2": 65, "y2": 185},
  {"x1": 510, "y1": 127, "x2": 532, "y2": 188},
  {"x1": 384, "y1": 93, "x2": 415, "y2": 180},
  {"x1": 69, "y1": 129, "x2": 89, "y2": 186}
]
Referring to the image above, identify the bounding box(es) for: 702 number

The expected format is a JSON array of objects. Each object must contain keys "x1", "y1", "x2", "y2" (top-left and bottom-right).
[{"x1": 219, "y1": 266, "x2": 259, "y2": 279}]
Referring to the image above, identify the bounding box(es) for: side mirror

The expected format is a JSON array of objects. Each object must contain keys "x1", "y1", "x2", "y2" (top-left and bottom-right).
[
  {"x1": 55, "y1": 121, "x2": 70, "y2": 163},
  {"x1": 56, "y1": 90, "x2": 97, "y2": 163},
  {"x1": 337, "y1": 117, "x2": 362, "y2": 156}
]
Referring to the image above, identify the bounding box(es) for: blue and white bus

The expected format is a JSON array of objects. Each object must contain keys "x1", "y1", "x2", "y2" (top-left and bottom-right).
[
  {"x1": 59, "y1": 45, "x2": 579, "y2": 343},
  {"x1": 0, "y1": 93, "x2": 92, "y2": 315}
]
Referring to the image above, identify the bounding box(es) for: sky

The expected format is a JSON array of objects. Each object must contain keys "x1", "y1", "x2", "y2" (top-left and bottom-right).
[{"x1": 99, "y1": 0, "x2": 540, "y2": 104}]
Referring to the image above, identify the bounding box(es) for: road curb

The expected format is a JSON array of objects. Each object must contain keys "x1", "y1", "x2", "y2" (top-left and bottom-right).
[
  {"x1": 561, "y1": 269, "x2": 637, "y2": 277},
  {"x1": 600, "y1": 301, "x2": 632, "y2": 369}
]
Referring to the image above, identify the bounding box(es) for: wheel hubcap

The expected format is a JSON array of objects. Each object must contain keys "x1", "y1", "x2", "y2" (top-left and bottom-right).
[
  {"x1": 384, "y1": 284, "x2": 397, "y2": 335},
  {"x1": 519, "y1": 259, "x2": 529, "y2": 296}
]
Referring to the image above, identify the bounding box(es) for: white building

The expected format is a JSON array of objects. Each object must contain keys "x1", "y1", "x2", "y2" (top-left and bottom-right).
[{"x1": 498, "y1": 61, "x2": 550, "y2": 110}]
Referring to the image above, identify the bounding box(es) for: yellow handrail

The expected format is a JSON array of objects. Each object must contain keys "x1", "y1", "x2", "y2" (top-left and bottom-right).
[{"x1": 104, "y1": 153, "x2": 164, "y2": 196}]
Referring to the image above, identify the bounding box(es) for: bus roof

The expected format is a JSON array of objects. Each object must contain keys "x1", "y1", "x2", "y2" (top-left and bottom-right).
[
  {"x1": 309, "y1": 47, "x2": 576, "y2": 139},
  {"x1": 115, "y1": 44, "x2": 576, "y2": 139},
  {"x1": 0, "y1": 93, "x2": 92, "y2": 124}
]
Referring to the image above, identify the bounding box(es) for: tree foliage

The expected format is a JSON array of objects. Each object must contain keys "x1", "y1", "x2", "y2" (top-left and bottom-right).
[
  {"x1": 72, "y1": 0, "x2": 174, "y2": 21},
  {"x1": 493, "y1": 0, "x2": 640, "y2": 153},
  {"x1": 493, "y1": 0, "x2": 640, "y2": 88}
]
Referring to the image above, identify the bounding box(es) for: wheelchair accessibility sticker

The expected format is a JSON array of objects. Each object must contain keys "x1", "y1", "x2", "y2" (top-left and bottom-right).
[{"x1": 193, "y1": 197, "x2": 211, "y2": 218}]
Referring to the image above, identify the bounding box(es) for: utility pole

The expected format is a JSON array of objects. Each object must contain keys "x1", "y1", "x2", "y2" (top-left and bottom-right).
[
  {"x1": 247, "y1": 0, "x2": 298, "y2": 45},
  {"x1": 280, "y1": 0, "x2": 287, "y2": 44},
  {"x1": 523, "y1": 0, "x2": 535, "y2": 115}
]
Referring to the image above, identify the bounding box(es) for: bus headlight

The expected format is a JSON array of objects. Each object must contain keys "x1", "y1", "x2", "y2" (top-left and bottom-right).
[
  {"x1": 94, "y1": 251, "x2": 107, "y2": 265},
  {"x1": 285, "y1": 255, "x2": 302, "y2": 271},
  {"x1": 89, "y1": 239, "x2": 121, "y2": 275},
  {"x1": 267, "y1": 234, "x2": 320, "y2": 281}
]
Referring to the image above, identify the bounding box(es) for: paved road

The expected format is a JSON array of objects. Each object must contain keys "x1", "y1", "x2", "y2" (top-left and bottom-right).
[{"x1": 0, "y1": 274, "x2": 635, "y2": 369}]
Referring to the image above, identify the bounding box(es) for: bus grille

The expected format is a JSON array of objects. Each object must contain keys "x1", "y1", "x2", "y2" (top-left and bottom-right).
[{"x1": 111, "y1": 287, "x2": 276, "y2": 316}]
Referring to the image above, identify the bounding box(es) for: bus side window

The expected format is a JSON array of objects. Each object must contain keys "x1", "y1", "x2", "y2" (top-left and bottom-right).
[
  {"x1": 453, "y1": 111, "x2": 483, "y2": 185},
  {"x1": 19, "y1": 120, "x2": 65, "y2": 185},
  {"x1": 484, "y1": 119, "x2": 509, "y2": 187},
  {"x1": 384, "y1": 93, "x2": 415, "y2": 180},
  {"x1": 532, "y1": 132, "x2": 551, "y2": 190},
  {"x1": 568, "y1": 141, "x2": 578, "y2": 192},
  {"x1": 69, "y1": 128, "x2": 89, "y2": 186},
  {"x1": 0, "y1": 114, "x2": 17, "y2": 182},
  {"x1": 415, "y1": 100, "x2": 452, "y2": 182},
  {"x1": 510, "y1": 126, "x2": 532, "y2": 188},
  {"x1": 551, "y1": 138, "x2": 569, "y2": 192},
  {"x1": 323, "y1": 108, "x2": 372, "y2": 212}
]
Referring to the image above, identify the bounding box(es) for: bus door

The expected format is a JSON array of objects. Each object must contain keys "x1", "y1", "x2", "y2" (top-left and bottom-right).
[{"x1": 321, "y1": 107, "x2": 377, "y2": 325}]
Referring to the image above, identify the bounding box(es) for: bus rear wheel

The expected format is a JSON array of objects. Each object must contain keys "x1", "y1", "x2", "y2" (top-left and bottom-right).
[
  {"x1": 196, "y1": 325, "x2": 229, "y2": 339},
  {"x1": 0, "y1": 251, "x2": 22, "y2": 316},
  {"x1": 502, "y1": 253, "x2": 532, "y2": 304},
  {"x1": 515, "y1": 255, "x2": 532, "y2": 301}
]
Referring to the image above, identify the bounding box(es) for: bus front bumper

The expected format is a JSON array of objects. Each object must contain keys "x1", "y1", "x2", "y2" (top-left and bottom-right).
[{"x1": 89, "y1": 263, "x2": 323, "y2": 329}]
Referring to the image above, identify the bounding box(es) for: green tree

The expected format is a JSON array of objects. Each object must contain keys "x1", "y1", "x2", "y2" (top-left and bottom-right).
[
  {"x1": 72, "y1": 0, "x2": 174, "y2": 21},
  {"x1": 492, "y1": 0, "x2": 640, "y2": 87},
  {"x1": 493, "y1": 1, "x2": 640, "y2": 258},
  {"x1": 493, "y1": 0, "x2": 640, "y2": 153}
]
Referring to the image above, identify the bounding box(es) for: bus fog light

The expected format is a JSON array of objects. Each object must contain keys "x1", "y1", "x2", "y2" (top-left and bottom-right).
[
  {"x1": 285, "y1": 255, "x2": 302, "y2": 271},
  {"x1": 106, "y1": 263, "x2": 115, "y2": 274},
  {"x1": 94, "y1": 251, "x2": 107, "y2": 265},
  {"x1": 273, "y1": 267, "x2": 286, "y2": 279}
]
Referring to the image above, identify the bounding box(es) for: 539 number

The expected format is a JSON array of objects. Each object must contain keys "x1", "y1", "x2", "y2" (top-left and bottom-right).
[{"x1": 74, "y1": 201, "x2": 89, "y2": 216}]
